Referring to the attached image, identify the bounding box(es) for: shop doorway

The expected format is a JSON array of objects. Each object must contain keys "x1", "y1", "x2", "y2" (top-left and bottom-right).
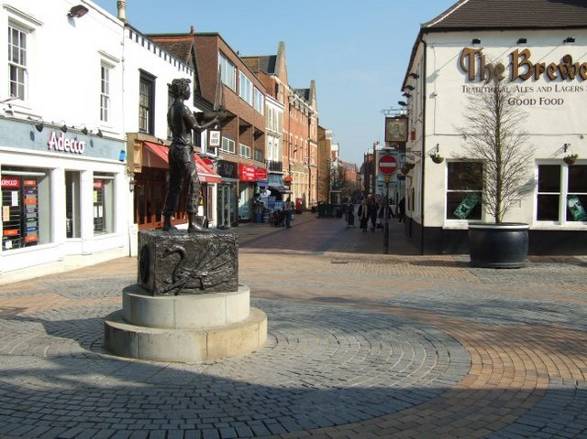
[{"x1": 65, "y1": 171, "x2": 81, "y2": 238}]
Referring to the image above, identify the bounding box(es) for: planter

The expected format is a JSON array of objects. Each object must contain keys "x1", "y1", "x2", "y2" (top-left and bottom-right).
[
  {"x1": 468, "y1": 223, "x2": 529, "y2": 268},
  {"x1": 431, "y1": 154, "x2": 445, "y2": 164},
  {"x1": 563, "y1": 154, "x2": 578, "y2": 165}
]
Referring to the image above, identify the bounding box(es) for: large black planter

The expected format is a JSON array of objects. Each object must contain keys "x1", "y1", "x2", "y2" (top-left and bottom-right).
[{"x1": 468, "y1": 223, "x2": 529, "y2": 268}]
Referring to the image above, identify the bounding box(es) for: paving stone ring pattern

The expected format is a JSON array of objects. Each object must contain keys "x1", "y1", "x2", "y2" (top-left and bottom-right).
[{"x1": 0, "y1": 299, "x2": 470, "y2": 439}]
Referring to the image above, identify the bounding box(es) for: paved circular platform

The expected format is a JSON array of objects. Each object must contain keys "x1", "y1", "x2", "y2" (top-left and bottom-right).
[{"x1": 0, "y1": 299, "x2": 469, "y2": 438}]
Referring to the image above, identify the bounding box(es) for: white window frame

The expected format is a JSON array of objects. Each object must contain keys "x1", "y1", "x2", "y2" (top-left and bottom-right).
[
  {"x1": 239, "y1": 143, "x2": 251, "y2": 159},
  {"x1": 239, "y1": 71, "x2": 253, "y2": 105},
  {"x1": 220, "y1": 136, "x2": 236, "y2": 154},
  {"x1": 534, "y1": 161, "x2": 587, "y2": 228},
  {"x1": 7, "y1": 22, "x2": 28, "y2": 102},
  {"x1": 218, "y1": 52, "x2": 236, "y2": 91},
  {"x1": 444, "y1": 160, "x2": 484, "y2": 227},
  {"x1": 254, "y1": 87, "x2": 264, "y2": 114},
  {"x1": 100, "y1": 63, "x2": 112, "y2": 123}
]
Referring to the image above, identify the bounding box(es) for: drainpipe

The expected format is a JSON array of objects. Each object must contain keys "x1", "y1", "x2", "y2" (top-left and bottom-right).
[{"x1": 420, "y1": 39, "x2": 427, "y2": 255}]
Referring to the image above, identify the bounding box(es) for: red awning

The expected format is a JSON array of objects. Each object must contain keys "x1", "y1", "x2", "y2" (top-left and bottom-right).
[{"x1": 142, "y1": 142, "x2": 222, "y2": 184}]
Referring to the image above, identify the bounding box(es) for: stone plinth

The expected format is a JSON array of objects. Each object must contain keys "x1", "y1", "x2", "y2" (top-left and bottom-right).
[
  {"x1": 121, "y1": 284, "x2": 250, "y2": 329},
  {"x1": 138, "y1": 230, "x2": 238, "y2": 296}
]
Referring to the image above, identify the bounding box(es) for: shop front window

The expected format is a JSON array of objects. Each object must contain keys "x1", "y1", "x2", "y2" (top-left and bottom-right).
[
  {"x1": 537, "y1": 164, "x2": 587, "y2": 223},
  {"x1": 1, "y1": 167, "x2": 51, "y2": 251},
  {"x1": 65, "y1": 171, "x2": 81, "y2": 238},
  {"x1": 537, "y1": 165, "x2": 561, "y2": 221},
  {"x1": 93, "y1": 175, "x2": 114, "y2": 234},
  {"x1": 446, "y1": 161, "x2": 483, "y2": 220}
]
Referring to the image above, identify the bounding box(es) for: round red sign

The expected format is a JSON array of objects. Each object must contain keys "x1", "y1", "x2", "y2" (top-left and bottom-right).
[{"x1": 379, "y1": 155, "x2": 398, "y2": 175}]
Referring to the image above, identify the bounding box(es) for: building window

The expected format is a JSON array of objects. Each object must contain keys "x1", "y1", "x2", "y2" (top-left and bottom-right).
[
  {"x1": 139, "y1": 73, "x2": 155, "y2": 135},
  {"x1": 537, "y1": 164, "x2": 587, "y2": 223},
  {"x1": 239, "y1": 143, "x2": 251, "y2": 159},
  {"x1": 218, "y1": 52, "x2": 236, "y2": 91},
  {"x1": 1, "y1": 167, "x2": 51, "y2": 251},
  {"x1": 567, "y1": 165, "x2": 587, "y2": 222},
  {"x1": 94, "y1": 175, "x2": 115, "y2": 234},
  {"x1": 239, "y1": 72, "x2": 253, "y2": 105},
  {"x1": 220, "y1": 136, "x2": 236, "y2": 154},
  {"x1": 254, "y1": 87, "x2": 264, "y2": 114},
  {"x1": 537, "y1": 165, "x2": 561, "y2": 222},
  {"x1": 100, "y1": 64, "x2": 111, "y2": 123},
  {"x1": 8, "y1": 24, "x2": 27, "y2": 100},
  {"x1": 254, "y1": 149, "x2": 264, "y2": 162},
  {"x1": 446, "y1": 162, "x2": 483, "y2": 220}
]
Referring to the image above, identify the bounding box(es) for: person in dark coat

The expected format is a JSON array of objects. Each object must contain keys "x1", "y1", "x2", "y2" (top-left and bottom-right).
[
  {"x1": 398, "y1": 198, "x2": 406, "y2": 223},
  {"x1": 367, "y1": 197, "x2": 378, "y2": 232},
  {"x1": 358, "y1": 199, "x2": 369, "y2": 232}
]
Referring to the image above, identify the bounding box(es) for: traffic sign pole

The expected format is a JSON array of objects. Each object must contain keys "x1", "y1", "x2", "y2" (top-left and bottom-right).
[{"x1": 379, "y1": 155, "x2": 397, "y2": 255}]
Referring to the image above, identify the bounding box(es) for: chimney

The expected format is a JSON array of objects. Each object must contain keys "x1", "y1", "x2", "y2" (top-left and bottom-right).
[{"x1": 117, "y1": 1, "x2": 127, "y2": 22}]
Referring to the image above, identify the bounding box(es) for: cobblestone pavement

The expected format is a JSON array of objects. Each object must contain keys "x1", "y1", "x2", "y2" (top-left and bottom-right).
[{"x1": 0, "y1": 216, "x2": 585, "y2": 438}]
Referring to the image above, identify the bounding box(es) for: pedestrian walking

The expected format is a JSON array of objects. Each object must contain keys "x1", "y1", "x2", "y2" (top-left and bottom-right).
[
  {"x1": 284, "y1": 197, "x2": 293, "y2": 229},
  {"x1": 358, "y1": 198, "x2": 369, "y2": 232},
  {"x1": 398, "y1": 197, "x2": 406, "y2": 223},
  {"x1": 367, "y1": 197, "x2": 378, "y2": 232}
]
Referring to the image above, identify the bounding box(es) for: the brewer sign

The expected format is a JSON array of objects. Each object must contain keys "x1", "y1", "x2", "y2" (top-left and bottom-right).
[
  {"x1": 459, "y1": 48, "x2": 587, "y2": 83},
  {"x1": 47, "y1": 131, "x2": 86, "y2": 154}
]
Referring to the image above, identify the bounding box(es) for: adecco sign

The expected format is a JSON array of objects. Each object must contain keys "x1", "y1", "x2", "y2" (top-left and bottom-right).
[{"x1": 47, "y1": 131, "x2": 86, "y2": 154}]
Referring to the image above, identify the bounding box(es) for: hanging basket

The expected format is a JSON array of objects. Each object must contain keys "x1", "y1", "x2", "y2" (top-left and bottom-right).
[
  {"x1": 431, "y1": 154, "x2": 445, "y2": 164},
  {"x1": 563, "y1": 154, "x2": 578, "y2": 165},
  {"x1": 401, "y1": 163, "x2": 415, "y2": 175}
]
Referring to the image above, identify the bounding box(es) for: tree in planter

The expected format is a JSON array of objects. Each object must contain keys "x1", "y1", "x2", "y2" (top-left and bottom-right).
[{"x1": 461, "y1": 77, "x2": 533, "y2": 223}]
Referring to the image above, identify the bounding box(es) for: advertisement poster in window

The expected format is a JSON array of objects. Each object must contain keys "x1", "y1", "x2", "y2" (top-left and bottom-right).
[
  {"x1": 1, "y1": 176, "x2": 39, "y2": 250},
  {"x1": 453, "y1": 193, "x2": 481, "y2": 219},
  {"x1": 568, "y1": 196, "x2": 587, "y2": 221},
  {"x1": 385, "y1": 117, "x2": 408, "y2": 143}
]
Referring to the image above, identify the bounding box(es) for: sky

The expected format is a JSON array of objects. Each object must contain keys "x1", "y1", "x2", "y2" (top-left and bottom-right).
[{"x1": 93, "y1": 0, "x2": 456, "y2": 165}]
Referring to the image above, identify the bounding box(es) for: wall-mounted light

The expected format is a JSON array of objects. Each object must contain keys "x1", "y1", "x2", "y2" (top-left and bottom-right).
[
  {"x1": 97, "y1": 129, "x2": 104, "y2": 138},
  {"x1": 398, "y1": 101, "x2": 407, "y2": 107},
  {"x1": 81, "y1": 127, "x2": 89, "y2": 135},
  {"x1": 68, "y1": 4, "x2": 89, "y2": 18},
  {"x1": 404, "y1": 93, "x2": 412, "y2": 98},
  {"x1": 517, "y1": 38, "x2": 527, "y2": 45},
  {"x1": 405, "y1": 85, "x2": 415, "y2": 91},
  {"x1": 4, "y1": 104, "x2": 14, "y2": 116},
  {"x1": 564, "y1": 37, "x2": 575, "y2": 44},
  {"x1": 60, "y1": 124, "x2": 68, "y2": 133},
  {"x1": 27, "y1": 117, "x2": 44, "y2": 132},
  {"x1": 408, "y1": 73, "x2": 419, "y2": 79},
  {"x1": 472, "y1": 38, "x2": 481, "y2": 45},
  {"x1": 563, "y1": 143, "x2": 571, "y2": 153}
]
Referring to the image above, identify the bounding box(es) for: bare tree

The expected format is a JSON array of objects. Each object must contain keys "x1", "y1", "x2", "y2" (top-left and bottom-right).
[{"x1": 461, "y1": 78, "x2": 533, "y2": 223}]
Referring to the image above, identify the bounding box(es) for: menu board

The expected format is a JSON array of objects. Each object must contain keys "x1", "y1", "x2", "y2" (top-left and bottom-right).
[{"x1": 1, "y1": 176, "x2": 39, "y2": 250}]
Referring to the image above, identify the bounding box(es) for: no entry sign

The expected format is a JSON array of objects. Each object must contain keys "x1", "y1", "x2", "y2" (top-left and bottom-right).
[{"x1": 379, "y1": 154, "x2": 398, "y2": 175}]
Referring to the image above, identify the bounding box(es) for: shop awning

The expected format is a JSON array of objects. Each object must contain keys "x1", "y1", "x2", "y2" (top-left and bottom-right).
[{"x1": 142, "y1": 141, "x2": 222, "y2": 183}]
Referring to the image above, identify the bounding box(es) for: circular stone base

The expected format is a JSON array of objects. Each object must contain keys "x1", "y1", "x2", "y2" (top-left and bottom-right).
[
  {"x1": 122, "y1": 285, "x2": 251, "y2": 329},
  {"x1": 104, "y1": 307, "x2": 267, "y2": 363}
]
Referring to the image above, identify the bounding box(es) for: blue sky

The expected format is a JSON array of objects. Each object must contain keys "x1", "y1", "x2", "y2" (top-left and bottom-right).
[{"x1": 93, "y1": 0, "x2": 456, "y2": 165}]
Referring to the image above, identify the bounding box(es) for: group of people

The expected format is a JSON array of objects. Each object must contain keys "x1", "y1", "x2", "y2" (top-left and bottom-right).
[{"x1": 347, "y1": 195, "x2": 405, "y2": 232}]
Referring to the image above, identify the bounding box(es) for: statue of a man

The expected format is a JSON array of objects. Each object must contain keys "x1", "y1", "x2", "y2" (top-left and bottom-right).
[{"x1": 162, "y1": 78, "x2": 218, "y2": 232}]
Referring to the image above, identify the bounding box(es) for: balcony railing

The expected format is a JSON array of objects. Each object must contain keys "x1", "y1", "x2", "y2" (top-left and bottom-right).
[{"x1": 266, "y1": 160, "x2": 283, "y2": 172}]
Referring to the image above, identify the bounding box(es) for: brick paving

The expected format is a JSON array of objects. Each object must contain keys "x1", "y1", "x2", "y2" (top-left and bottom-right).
[{"x1": 0, "y1": 215, "x2": 585, "y2": 438}]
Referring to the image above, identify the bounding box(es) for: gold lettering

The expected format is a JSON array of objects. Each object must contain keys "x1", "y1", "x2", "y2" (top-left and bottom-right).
[
  {"x1": 534, "y1": 63, "x2": 546, "y2": 80},
  {"x1": 547, "y1": 63, "x2": 558, "y2": 80},
  {"x1": 511, "y1": 49, "x2": 533, "y2": 81},
  {"x1": 459, "y1": 48, "x2": 480, "y2": 81}
]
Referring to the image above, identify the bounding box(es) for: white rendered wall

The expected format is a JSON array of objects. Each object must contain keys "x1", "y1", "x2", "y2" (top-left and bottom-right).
[{"x1": 412, "y1": 29, "x2": 587, "y2": 230}]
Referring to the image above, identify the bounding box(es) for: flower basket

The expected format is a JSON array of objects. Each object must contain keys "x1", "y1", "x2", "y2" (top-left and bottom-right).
[
  {"x1": 401, "y1": 163, "x2": 415, "y2": 175},
  {"x1": 563, "y1": 154, "x2": 578, "y2": 165},
  {"x1": 431, "y1": 154, "x2": 445, "y2": 164}
]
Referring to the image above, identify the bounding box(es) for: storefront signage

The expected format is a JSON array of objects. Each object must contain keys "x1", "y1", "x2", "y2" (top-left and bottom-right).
[
  {"x1": 209, "y1": 130, "x2": 221, "y2": 148},
  {"x1": 254, "y1": 167, "x2": 267, "y2": 181},
  {"x1": 385, "y1": 117, "x2": 408, "y2": 143},
  {"x1": 47, "y1": 131, "x2": 86, "y2": 154},
  {"x1": 239, "y1": 164, "x2": 256, "y2": 182},
  {"x1": 459, "y1": 48, "x2": 587, "y2": 83},
  {"x1": 1, "y1": 177, "x2": 20, "y2": 189}
]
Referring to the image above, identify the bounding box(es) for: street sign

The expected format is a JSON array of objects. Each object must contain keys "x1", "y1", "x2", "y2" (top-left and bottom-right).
[{"x1": 379, "y1": 155, "x2": 398, "y2": 175}]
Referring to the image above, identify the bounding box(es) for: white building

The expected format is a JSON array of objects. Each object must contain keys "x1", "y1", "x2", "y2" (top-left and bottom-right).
[
  {"x1": 402, "y1": 0, "x2": 587, "y2": 255},
  {"x1": 0, "y1": 0, "x2": 129, "y2": 278},
  {"x1": 0, "y1": 0, "x2": 216, "y2": 280}
]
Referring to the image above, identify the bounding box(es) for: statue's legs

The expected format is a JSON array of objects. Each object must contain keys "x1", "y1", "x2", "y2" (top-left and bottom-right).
[{"x1": 186, "y1": 158, "x2": 203, "y2": 233}]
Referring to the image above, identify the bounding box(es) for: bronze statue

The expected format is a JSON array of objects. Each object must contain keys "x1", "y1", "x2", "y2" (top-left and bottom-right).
[{"x1": 162, "y1": 78, "x2": 218, "y2": 232}]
